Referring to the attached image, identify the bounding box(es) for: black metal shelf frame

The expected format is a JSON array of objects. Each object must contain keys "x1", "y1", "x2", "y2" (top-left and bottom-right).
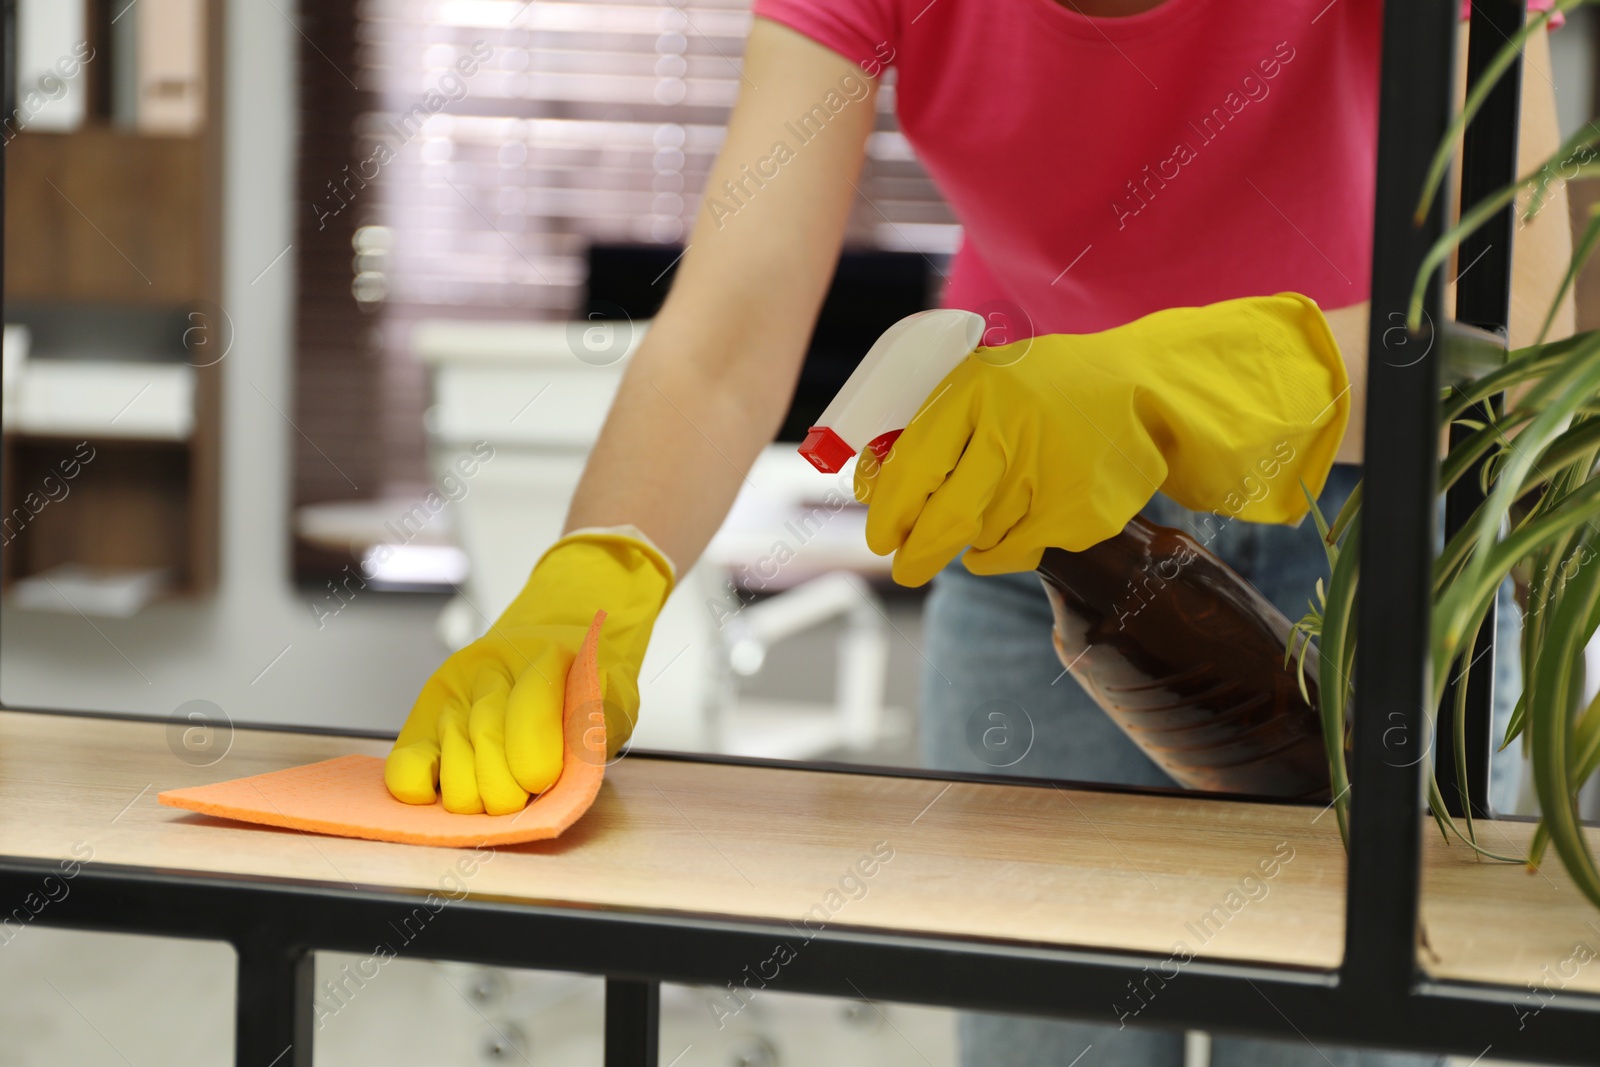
[{"x1": 4, "y1": 2, "x2": 1598, "y2": 1065}]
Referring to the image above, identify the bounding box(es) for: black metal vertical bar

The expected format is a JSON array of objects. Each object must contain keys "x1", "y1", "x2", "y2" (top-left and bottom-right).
[
  {"x1": 1439, "y1": 0, "x2": 1525, "y2": 819},
  {"x1": 1343, "y1": 0, "x2": 1457, "y2": 1000},
  {"x1": 235, "y1": 935, "x2": 314, "y2": 1067},
  {"x1": 605, "y1": 978, "x2": 660, "y2": 1067}
]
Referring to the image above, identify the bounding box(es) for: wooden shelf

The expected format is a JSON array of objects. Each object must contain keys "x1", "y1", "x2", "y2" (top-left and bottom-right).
[
  {"x1": 2, "y1": 708, "x2": 1596, "y2": 994},
  {"x1": 1, "y1": 0, "x2": 223, "y2": 600},
  {"x1": 1, "y1": 438, "x2": 191, "y2": 587},
  {"x1": 4, "y1": 129, "x2": 208, "y2": 305}
]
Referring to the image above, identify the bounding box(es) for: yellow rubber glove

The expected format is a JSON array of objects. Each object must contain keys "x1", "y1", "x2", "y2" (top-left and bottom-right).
[
  {"x1": 855, "y1": 292, "x2": 1349, "y2": 587},
  {"x1": 385, "y1": 527, "x2": 674, "y2": 814}
]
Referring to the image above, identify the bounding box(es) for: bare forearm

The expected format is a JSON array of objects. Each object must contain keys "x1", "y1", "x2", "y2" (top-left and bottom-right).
[
  {"x1": 1324, "y1": 302, "x2": 1370, "y2": 466},
  {"x1": 561, "y1": 20, "x2": 876, "y2": 572},
  {"x1": 566, "y1": 326, "x2": 797, "y2": 573}
]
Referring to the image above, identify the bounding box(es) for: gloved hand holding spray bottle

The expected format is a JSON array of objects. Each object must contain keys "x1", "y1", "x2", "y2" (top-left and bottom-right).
[{"x1": 800, "y1": 295, "x2": 1351, "y2": 799}]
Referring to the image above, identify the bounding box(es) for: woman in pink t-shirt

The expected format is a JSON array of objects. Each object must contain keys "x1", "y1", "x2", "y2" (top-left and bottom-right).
[{"x1": 393, "y1": 3, "x2": 1571, "y2": 1062}]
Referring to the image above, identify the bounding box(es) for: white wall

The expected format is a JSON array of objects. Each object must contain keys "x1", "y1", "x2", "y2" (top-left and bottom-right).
[
  {"x1": 1551, "y1": 7, "x2": 1596, "y2": 140},
  {"x1": 0, "y1": 0, "x2": 445, "y2": 733}
]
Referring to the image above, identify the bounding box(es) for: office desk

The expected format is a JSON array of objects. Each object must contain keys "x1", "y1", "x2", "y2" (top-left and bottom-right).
[{"x1": 3, "y1": 708, "x2": 1599, "y2": 1065}]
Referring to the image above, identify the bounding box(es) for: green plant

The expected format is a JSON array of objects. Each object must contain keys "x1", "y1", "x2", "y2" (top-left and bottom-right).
[{"x1": 1289, "y1": 0, "x2": 1600, "y2": 907}]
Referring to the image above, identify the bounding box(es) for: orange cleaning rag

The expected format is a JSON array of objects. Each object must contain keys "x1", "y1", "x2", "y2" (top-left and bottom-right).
[{"x1": 158, "y1": 612, "x2": 609, "y2": 848}]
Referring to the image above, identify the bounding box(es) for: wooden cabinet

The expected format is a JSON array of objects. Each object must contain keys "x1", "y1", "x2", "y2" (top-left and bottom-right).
[
  {"x1": 1, "y1": 0, "x2": 221, "y2": 602},
  {"x1": 6, "y1": 129, "x2": 208, "y2": 304}
]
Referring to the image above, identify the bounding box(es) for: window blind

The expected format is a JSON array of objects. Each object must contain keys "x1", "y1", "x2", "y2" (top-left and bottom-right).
[{"x1": 292, "y1": 0, "x2": 957, "y2": 519}]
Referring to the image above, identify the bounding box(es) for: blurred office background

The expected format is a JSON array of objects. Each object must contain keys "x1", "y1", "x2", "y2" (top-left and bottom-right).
[
  {"x1": 0, "y1": 0, "x2": 968, "y2": 770},
  {"x1": 3, "y1": 1, "x2": 1600, "y2": 1064},
  {"x1": 2, "y1": 1, "x2": 962, "y2": 1062}
]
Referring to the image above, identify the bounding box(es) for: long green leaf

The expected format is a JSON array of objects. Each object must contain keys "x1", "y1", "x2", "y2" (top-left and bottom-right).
[
  {"x1": 1422, "y1": 582, "x2": 1504, "y2": 854},
  {"x1": 1411, "y1": 128, "x2": 1600, "y2": 331},
  {"x1": 1436, "y1": 423, "x2": 1600, "y2": 752},
  {"x1": 1529, "y1": 819, "x2": 1551, "y2": 871},
  {"x1": 1442, "y1": 321, "x2": 1509, "y2": 385},
  {"x1": 1440, "y1": 333, "x2": 1589, "y2": 425},
  {"x1": 1413, "y1": 0, "x2": 1582, "y2": 225},
  {"x1": 1319, "y1": 524, "x2": 1360, "y2": 846},
  {"x1": 1502, "y1": 691, "x2": 1526, "y2": 750},
  {"x1": 1426, "y1": 772, "x2": 1526, "y2": 862},
  {"x1": 1527, "y1": 528, "x2": 1600, "y2": 909},
  {"x1": 1409, "y1": 178, "x2": 1523, "y2": 331},
  {"x1": 1532, "y1": 418, "x2": 1600, "y2": 476},
  {"x1": 1302, "y1": 482, "x2": 1338, "y2": 572},
  {"x1": 1326, "y1": 481, "x2": 1362, "y2": 547},
  {"x1": 1445, "y1": 344, "x2": 1600, "y2": 654},
  {"x1": 1451, "y1": 639, "x2": 1478, "y2": 841},
  {"x1": 1567, "y1": 680, "x2": 1600, "y2": 787},
  {"x1": 1432, "y1": 416, "x2": 1600, "y2": 597},
  {"x1": 1537, "y1": 200, "x2": 1600, "y2": 345},
  {"x1": 1434, "y1": 477, "x2": 1600, "y2": 694}
]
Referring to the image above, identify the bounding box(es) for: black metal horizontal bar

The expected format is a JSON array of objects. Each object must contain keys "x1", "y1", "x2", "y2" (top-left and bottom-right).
[{"x1": 2, "y1": 856, "x2": 1596, "y2": 1064}]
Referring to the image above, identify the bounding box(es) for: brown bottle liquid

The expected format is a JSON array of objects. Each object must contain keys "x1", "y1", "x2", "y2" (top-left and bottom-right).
[{"x1": 1036, "y1": 517, "x2": 1330, "y2": 800}]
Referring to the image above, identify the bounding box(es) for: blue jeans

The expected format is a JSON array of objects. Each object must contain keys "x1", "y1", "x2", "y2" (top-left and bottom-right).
[{"x1": 920, "y1": 464, "x2": 1518, "y2": 1066}]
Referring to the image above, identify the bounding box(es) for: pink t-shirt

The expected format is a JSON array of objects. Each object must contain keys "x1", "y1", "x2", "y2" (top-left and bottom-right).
[{"x1": 751, "y1": 0, "x2": 1556, "y2": 338}]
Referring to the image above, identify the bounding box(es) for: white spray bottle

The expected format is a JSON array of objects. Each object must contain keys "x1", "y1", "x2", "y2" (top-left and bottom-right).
[{"x1": 797, "y1": 309, "x2": 986, "y2": 474}]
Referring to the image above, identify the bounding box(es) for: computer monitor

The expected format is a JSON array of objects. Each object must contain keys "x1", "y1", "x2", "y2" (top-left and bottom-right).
[{"x1": 584, "y1": 244, "x2": 938, "y2": 443}]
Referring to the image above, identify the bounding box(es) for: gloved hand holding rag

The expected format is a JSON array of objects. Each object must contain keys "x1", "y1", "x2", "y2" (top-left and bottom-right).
[{"x1": 385, "y1": 527, "x2": 673, "y2": 813}]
